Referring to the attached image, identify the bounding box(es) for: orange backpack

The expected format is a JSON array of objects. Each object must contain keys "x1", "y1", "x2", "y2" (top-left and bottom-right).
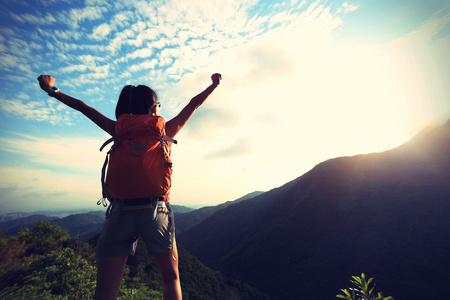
[{"x1": 99, "y1": 114, "x2": 176, "y2": 202}]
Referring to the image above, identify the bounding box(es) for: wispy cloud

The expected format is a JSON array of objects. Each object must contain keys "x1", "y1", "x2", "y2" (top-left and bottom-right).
[
  {"x1": 126, "y1": 48, "x2": 153, "y2": 60},
  {"x1": 63, "y1": 6, "x2": 107, "y2": 29},
  {"x1": 0, "y1": 53, "x2": 23, "y2": 69},
  {"x1": 0, "y1": 98, "x2": 75, "y2": 125},
  {"x1": 60, "y1": 64, "x2": 89, "y2": 73},
  {"x1": 342, "y1": 2, "x2": 359, "y2": 13},
  {"x1": 0, "y1": 166, "x2": 99, "y2": 212},
  {"x1": 0, "y1": 133, "x2": 106, "y2": 173},
  {"x1": 205, "y1": 137, "x2": 255, "y2": 159},
  {"x1": 129, "y1": 59, "x2": 158, "y2": 72},
  {"x1": 0, "y1": 0, "x2": 449, "y2": 210},
  {"x1": 9, "y1": 12, "x2": 56, "y2": 25}
]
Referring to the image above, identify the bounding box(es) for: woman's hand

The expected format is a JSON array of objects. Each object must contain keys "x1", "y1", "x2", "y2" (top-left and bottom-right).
[
  {"x1": 37, "y1": 75, "x2": 55, "y2": 92},
  {"x1": 211, "y1": 73, "x2": 222, "y2": 87}
]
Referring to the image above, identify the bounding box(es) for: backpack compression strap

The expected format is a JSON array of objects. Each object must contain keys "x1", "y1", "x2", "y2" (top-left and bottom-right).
[{"x1": 158, "y1": 134, "x2": 177, "y2": 198}]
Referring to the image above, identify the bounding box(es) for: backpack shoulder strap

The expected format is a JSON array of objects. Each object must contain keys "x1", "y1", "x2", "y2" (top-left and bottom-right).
[
  {"x1": 162, "y1": 135, "x2": 177, "y2": 144},
  {"x1": 99, "y1": 136, "x2": 116, "y2": 152},
  {"x1": 98, "y1": 135, "x2": 120, "y2": 205}
]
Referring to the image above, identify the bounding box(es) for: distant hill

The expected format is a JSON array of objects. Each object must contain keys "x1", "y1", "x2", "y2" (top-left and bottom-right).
[
  {"x1": 52, "y1": 212, "x2": 105, "y2": 241},
  {"x1": 0, "y1": 211, "x2": 105, "y2": 242},
  {"x1": 0, "y1": 214, "x2": 58, "y2": 235},
  {"x1": 0, "y1": 209, "x2": 102, "y2": 222},
  {"x1": 171, "y1": 204, "x2": 195, "y2": 214},
  {"x1": 0, "y1": 194, "x2": 261, "y2": 242},
  {"x1": 178, "y1": 120, "x2": 450, "y2": 300},
  {"x1": 175, "y1": 191, "x2": 264, "y2": 233}
]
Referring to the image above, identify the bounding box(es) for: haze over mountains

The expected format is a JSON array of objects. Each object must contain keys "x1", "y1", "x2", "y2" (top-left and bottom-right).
[{"x1": 178, "y1": 119, "x2": 450, "y2": 299}]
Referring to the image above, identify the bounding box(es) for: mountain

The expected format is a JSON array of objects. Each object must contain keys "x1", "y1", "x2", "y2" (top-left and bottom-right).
[
  {"x1": 0, "y1": 211, "x2": 105, "y2": 242},
  {"x1": 0, "y1": 214, "x2": 58, "y2": 235},
  {"x1": 178, "y1": 120, "x2": 450, "y2": 300},
  {"x1": 52, "y1": 212, "x2": 105, "y2": 241},
  {"x1": 0, "y1": 209, "x2": 103, "y2": 222},
  {"x1": 175, "y1": 191, "x2": 264, "y2": 233},
  {"x1": 171, "y1": 204, "x2": 195, "y2": 214}
]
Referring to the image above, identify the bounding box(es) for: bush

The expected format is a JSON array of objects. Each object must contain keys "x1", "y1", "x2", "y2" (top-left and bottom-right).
[
  {"x1": 337, "y1": 273, "x2": 394, "y2": 300},
  {"x1": 0, "y1": 221, "x2": 163, "y2": 299}
]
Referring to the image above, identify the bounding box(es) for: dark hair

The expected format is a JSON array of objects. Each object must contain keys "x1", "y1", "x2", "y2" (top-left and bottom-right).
[{"x1": 115, "y1": 85, "x2": 158, "y2": 119}]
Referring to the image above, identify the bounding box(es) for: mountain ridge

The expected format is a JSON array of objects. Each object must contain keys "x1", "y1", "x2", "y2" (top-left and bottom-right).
[
  {"x1": 178, "y1": 119, "x2": 450, "y2": 299},
  {"x1": 175, "y1": 191, "x2": 264, "y2": 233},
  {"x1": 0, "y1": 204, "x2": 195, "y2": 240}
]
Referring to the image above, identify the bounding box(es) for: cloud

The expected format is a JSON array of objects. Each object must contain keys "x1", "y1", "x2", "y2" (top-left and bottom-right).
[
  {"x1": 127, "y1": 48, "x2": 153, "y2": 60},
  {"x1": 60, "y1": 64, "x2": 89, "y2": 73},
  {"x1": 37, "y1": 0, "x2": 72, "y2": 6},
  {"x1": 162, "y1": 0, "x2": 450, "y2": 201},
  {"x1": 129, "y1": 59, "x2": 158, "y2": 72},
  {"x1": 91, "y1": 23, "x2": 112, "y2": 40},
  {"x1": 87, "y1": 65, "x2": 111, "y2": 79},
  {"x1": 254, "y1": 112, "x2": 282, "y2": 125},
  {"x1": 177, "y1": 105, "x2": 240, "y2": 139},
  {"x1": 205, "y1": 137, "x2": 255, "y2": 159},
  {"x1": 64, "y1": 6, "x2": 106, "y2": 28},
  {"x1": 78, "y1": 54, "x2": 105, "y2": 67},
  {"x1": 0, "y1": 133, "x2": 106, "y2": 174},
  {"x1": 9, "y1": 12, "x2": 56, "y2": 25},
  {"x1": 245, "y1": 40, "x2": 298, "y2": 83},
  {"x1": 1, "y1": 0, "x2": 449, "y2": 210},
  {"x1": 342, "y1": 2, "x2": 359, "y2": 13},
  {"x1": 0, "y1": 53, "x2": 23, "y2": 69},
  {"x1": 0, "y1": 98, "x2": 74, "y2": 125},
  {"x1": 0, "y1": 133, "x2": 115, "y2": 212},
  {"x1": 53, "y1": 29, "x2": 83, "y2": 41},
  {"x1": 0, "y1": 167, "x2": 99, "y2": 213}
]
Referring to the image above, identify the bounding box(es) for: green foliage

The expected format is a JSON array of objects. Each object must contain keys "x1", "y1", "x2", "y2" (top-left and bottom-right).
[
  {"x1": 118, "y1": 282, "x2": 162, "y2": 300},
  {"x1": 19, "y1": 220, "x2": 69, "y2": 255},
  {"x1": 0, "y1": 221, "x2": 97, "y2": 299},
  {"x1": 337, "y1": 273, "x2": 394, "y2": 300},
  {"x1": 0, "y1": 248, "x2": 96, "y2": 299},
  {"x1": 1, "y1": 221, "x2": 267, "y2": 299},
  {"x1": 0, "y1": 221, "x2": 163, "y2": 299},
  {"x1": 0, "y1": 231, "x2": 28, "y2": 274},
  {"x1": 123, "y1": 239, "x2": 269, "y2": 300}
]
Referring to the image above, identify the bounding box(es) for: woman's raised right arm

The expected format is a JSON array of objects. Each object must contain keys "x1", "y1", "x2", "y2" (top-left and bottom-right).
[{"x1": 37, "y1": 75, "x2": 116, "y2": 136}]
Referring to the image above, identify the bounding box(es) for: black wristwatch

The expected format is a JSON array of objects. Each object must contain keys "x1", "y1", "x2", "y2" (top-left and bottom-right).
[{"x1": 48, "y1": 86, "x2": 60, "y2": 96}]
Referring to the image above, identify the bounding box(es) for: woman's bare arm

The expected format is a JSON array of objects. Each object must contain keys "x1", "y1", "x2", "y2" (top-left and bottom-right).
[
  {"x1": 37, "y1": 75, "x2": 116, "y2": 136},
  {"x1": 165, "y1": 73, "x2": 221, "y2": 138}
]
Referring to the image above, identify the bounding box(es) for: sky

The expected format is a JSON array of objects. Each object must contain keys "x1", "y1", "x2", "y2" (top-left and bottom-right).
[{"x1": 0, "y1": 0, "x2": 449, "y2": 213}]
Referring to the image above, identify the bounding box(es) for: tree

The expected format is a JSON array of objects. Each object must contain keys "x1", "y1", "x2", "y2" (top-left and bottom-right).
[
  {"x1": 0, "y1": 247, "x2": 97, "y2": 299},
  {"x1": 0, "y1": 222, "x2": 164, "y2": 300},
  {"x1": 19, "y1": 220, "x2": 69, "y2": 256},
  {"x1": 0, "y1": 222, "x2": 97, "y2": 299}
]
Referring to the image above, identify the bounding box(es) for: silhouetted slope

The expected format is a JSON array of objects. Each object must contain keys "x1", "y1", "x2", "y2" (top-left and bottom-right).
[
  {"x1": 175, "y1": 191, "x2": 264, "y2": 233},
  {"x1": 179, "y1": 120, "x2": 450, "y2": 300}
]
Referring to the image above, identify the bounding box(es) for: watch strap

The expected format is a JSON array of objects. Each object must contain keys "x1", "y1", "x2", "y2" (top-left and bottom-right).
[{"x1": 47, "y1": 86, "x2": 60, "y2": 96}]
